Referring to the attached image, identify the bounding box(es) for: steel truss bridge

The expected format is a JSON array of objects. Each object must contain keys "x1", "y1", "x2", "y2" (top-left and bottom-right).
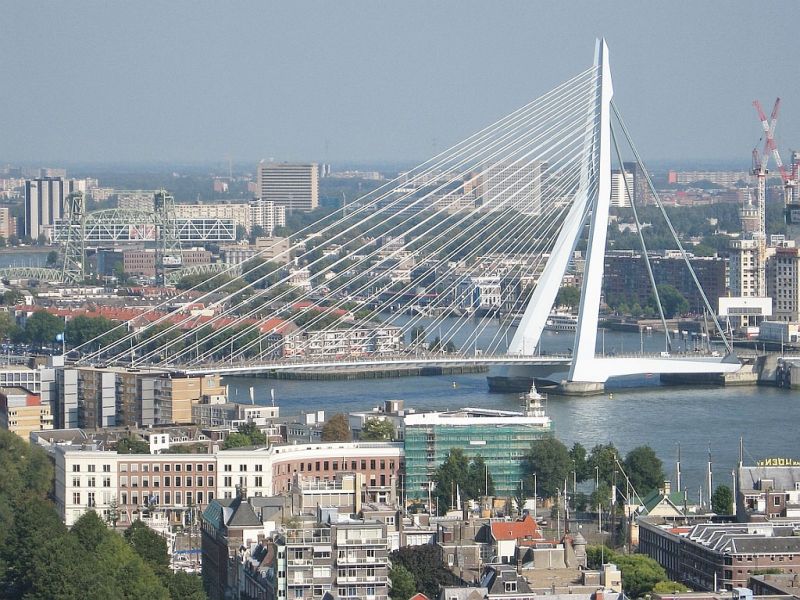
[{"x1": 72, "y1": 39, "x2": 743, "y2": 392}]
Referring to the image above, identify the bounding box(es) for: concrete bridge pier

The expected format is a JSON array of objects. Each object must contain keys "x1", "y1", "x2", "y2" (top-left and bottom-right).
[{"x1": 554, "y1": 380, "x2": 605, "y2": 396}]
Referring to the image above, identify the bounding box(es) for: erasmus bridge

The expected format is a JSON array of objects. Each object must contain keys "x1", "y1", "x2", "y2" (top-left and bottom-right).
[{"x1": 72, "y1": 40, "x2": 742, "y2": 394}]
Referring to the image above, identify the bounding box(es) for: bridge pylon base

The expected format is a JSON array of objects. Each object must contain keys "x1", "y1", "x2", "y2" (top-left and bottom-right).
[{"x1": 555, "y1": 380, "x2": 605, "y2": 396}]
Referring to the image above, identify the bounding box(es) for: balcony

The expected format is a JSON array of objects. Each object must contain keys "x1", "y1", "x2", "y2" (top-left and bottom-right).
[
  {"x1": 335, "y1": 575, "x2": 388, "y2": 584},
  {"x1": 339, "y1": 538, "x2": 385, "y2": 546},
  {"x1": 337, "y1": 555, "x2": 386, "y2": 565}
]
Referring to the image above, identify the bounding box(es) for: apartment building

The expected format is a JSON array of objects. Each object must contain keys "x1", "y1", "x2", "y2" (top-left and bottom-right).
[
  {"x1": 249, "y1": 198, "x2": 287, "y2": 234},
  {"x1": 767, "y1": 245, "x2": 800, "y2": 322},
  {"x1": 174, "y1": 202, "x2": 251, "y2": 232},
  {"x1": 122, "y1": 248, "x2": 212, "y2": 278},
  {"x1": 283, "y1": 324, "x2": 403, "y2": 359},
  {"x1": 54, "y1": 441, "x2": 403, "y2": 527},
  {"x1": 0, "y1": 386, "x2": 52, "y2": 440},
  {"x1": 219, "y1": 236, "x2": 291, "y2": 267}
]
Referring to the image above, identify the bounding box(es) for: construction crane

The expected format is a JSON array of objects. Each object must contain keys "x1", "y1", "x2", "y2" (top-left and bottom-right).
[
  {"x1": 750, "y1": 99, "x2": 782, "y2": 296},
  {"x1": 754, "y1": 99, "x2": 800, "y2": 239}
]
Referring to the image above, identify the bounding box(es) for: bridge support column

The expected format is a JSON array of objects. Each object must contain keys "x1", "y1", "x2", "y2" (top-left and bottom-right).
[{"x1": 555, "y1": 380, "x2": 605, "y2": 396}]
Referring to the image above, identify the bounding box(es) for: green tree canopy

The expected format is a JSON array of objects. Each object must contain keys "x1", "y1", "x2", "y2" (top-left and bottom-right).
[
  {"x1": 361, "y1": 417, "x2": 395, "y2": 441},
  {"x1": 23, "y1": 310, "x2": 64, "y2": 349},
  {"x1": 556, "y1": 285, "x2": 581, "y2": 309},
  {"x1": 124, "y1": 520, "x2": 170, "y2": 577},
  {"x1": 223, "y1": 422, "x2": 267, "y2": 449},
  {"x1": 711, "y1": 484, "x2": 734, "y2": 515},
  {"x1": 65, "y1": 315, "x2": 124, "y2": 349},
  {"x1": 432, "y1": 449, "x2": 495, "y2": 514},
  {"x1": 388, "y1": 564, "x2": 416, "y2": 600},
  {"x1": 587, "y1": 545, "x2": 669, "y2": 598},
  {"x1": 523, "y1": 437, "x2": 572, "y2": 500},
  {"x1": 117, "y1": 436, "x2": 150, "y2": 454},
  {"x1": 652, "y1": 580, "x2": 691, "y2": 594},
  {"x1": 623, "y1": 446, "x2": 664, "y2": 495},
  {"x1": 570, "y1": 442, "x2": 591, "y2": 483},
  {"x1": 321, "y1": 413, "x2": 351, "y2": 442},
  {"x1": 652, "y1": 284, "x2": 689, "y2": 318},
  {"x1": 588, "y1": 443, "x2": 621, "y2": 488},
  {"x1": 389, "y1": 544, "x2": 457, "y2": 600}
]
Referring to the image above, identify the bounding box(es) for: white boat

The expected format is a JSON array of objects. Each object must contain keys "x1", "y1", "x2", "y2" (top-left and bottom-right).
[{"x1": 544, "y1": 312, "x2": 578, "y2": 332}]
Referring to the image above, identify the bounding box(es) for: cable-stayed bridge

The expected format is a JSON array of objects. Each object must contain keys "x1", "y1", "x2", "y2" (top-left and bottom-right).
[{"x1": 73, "y1": 40, "x2": 742, "y2": 393}]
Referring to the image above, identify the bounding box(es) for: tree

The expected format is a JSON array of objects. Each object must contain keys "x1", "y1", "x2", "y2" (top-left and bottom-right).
[
  {"x1": 223, "y1": 422, "x2": 267, "y2": 449},
  {"x1": 653, "y1": 284, "x2": 689, "y2": 318},
  {"x1": 0, "y1": 312, "x2": 19, "y2": 341},
  {"x1": 321, "y1": 413, "x2": 351, "y2": 442},
  {"x1": 361, "y1": 417, "x2": 395, "y2": 441},
  {"x1": 389, "y1": 564, "x2": 416, "y2": 600},
  {"x1": 65, "y1": 315, "x2": 123, "y2": 349},
  {"x1": 711, "y1": 484, "x2": 734, "y2": 515},
  {"x1": 623, "y1": 446, "x2": 664, "y2": 495},
  {"x1": 570, "y1": 442, "x2": 591, "y2": 483},
  {"x1": 23, "y1": 310, "x2": 63, "y2": 349},
  {"x1": 523, "y1": 437, "x2": 572, "y2": 500},
  {"x1": 652, "y1": 580, "x2": 691, "y2": 594},
  {"x1": 556, "y1": 285, "x2": 581, "y2": 309},
  {"x1": 389, "y1": 544, "x2": 456, "y2": 600},
  {"x1": 588, "y1": 443, "x2": 621, "y2": 488},
  {"x1": 587, "y1": 546, "x2": 669, "y2": 598},
  {"x1": 117, "y1": 436, "x2": 151, "y2": 454},
  {"x1": 124, "y1": 520, "x2": 170, "y2": 578},
  {"x1": 167, "y1": 572, "x2": 207, "y2": 600},
  {"x1": 466, "y1": 454, "x2": 495, "y2": 499},
  {"x1": 72, "y1": 511, "x2": 110, "y2": 553},
  {"x1": 432, "y1": 448, "x2": 469, "y2": 514}
]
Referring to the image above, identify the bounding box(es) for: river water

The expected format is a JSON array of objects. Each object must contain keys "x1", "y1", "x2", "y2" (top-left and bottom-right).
[{"x1": 225, "y1": 325, "x2": 797, "y2": 501}]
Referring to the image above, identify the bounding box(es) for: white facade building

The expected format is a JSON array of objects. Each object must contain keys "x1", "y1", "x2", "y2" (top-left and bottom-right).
[
  {"x1": 256, "y1": 162, "x2": 319, "y2": 213},
  {"x1": 610, "y1": 171, "x2": 633, "y2": 208}
]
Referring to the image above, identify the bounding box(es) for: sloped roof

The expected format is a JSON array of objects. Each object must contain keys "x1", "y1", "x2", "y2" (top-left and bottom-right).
[
  {"x1": 641, "y1": 488, "x2": 686, "y2": 515},
  {"x1": 490, "y1": 514, "x2": 541, "y2": 542}
]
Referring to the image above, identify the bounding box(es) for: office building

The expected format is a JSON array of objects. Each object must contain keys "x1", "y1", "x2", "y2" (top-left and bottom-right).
[
  {"x1": 638, "y1": 520, "x2": 800, "y2": 590},
  {"x1": 256, "y1": 162, "x2": 319, "y2": 213},
  {"x1": 737, "y1": 463, "x2": 800, "y2": 521},
  {"x1": 219, "y1": 236, "x2": 291, "y2": 267},
  {"x1": 24, "y1": 177, "x2": 85, "y2": 239},
  {"x1": 122, "y1": 248, "x2": 212, "y2": 278},
  {"x1": 403, "y1": 396, "x2": 552, "y2": 499}
]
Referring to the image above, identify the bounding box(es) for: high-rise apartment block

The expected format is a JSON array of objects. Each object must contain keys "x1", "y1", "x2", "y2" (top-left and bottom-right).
[
  {"x1": 610, "y1": 171, "x2": 633, "y2": 208},
  {"x1": 767, "y1": 244, "x2": 800, "y2": 322},
  {"x1": 479, "y1": 160, "x2": 545, "y2": 215},
  {"x1": 249, "y1": 198, "x2": 287, "y2": 234},
  {"x1": 24, "y1": 177, "x2": 85, "y2": 239},
  {"x1": 256, "y1": 162, "x2": 319, "y2": 213}
]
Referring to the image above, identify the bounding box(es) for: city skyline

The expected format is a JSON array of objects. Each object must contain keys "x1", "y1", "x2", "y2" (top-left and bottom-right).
[{"x1": 1, "y1": 1, "x2": 798, "y2": 165}]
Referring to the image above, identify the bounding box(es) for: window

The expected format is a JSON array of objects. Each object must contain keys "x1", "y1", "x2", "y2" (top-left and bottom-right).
[
  {"x1": 72, "y1": 464, "x2": 80, "y2": 472},
  {"x1": 255, "y1": 464, "x2": 263, "y2": 472},
  {"x1": 175, "y1": 492, "x2": 182, "y2": 504},
  {"x1": 132, "y1": 477, "x2": 139, "y2": 487},
  {"x1": 351, "y1": 461, "x2": 357, "y2": 470},
  {"x1": 103, "y1": 464, "x2": 111, "y2": 473},
  {"x1": 164, "y1": 476, "x2": 171, "y2": 486},
  {"x1": 224, "y1": 464, "x2": 232, "y2": 472},
  {"x1": 316, "y1": 461, "x2": 321, "y2": 471},
  {"x1": 72, "y1": 476, "x2": 80, "y2": 487},
  {"x1": 207, "y1": 464, "x2": 214, "y2": 472},
  {"x1": 380, "y1": 460, "x2": 385, "y2": 470},
  {"x1": 120, "y1": 476, "x2": 128, "y2": 488},
  {"x1": 131, "y1": 464, "x2": 138, "y2": 472},
  {"x1": 224, "y1": 477, "x2": 232, "y2": 487},
  {"x1": 255, "y1": 476, "x2": 263, "y2": 487},
  {"x1": 775, "y1": 496, "x2": 782, "y2": 506},
  {"x1": 240, "y1": 464, "x2": 247, "y2": 472},
  {"x1": 87, "y1": 464, "x2": 96, "y2": 473},
  {"x1": 87, "y1": 477, "x2": 96, "y2": 487},
  {"x1": 324, "y1": 461, "x2": 329, "y2": 470},
  {"x1": 87, "y1": 492, "x2": 96, "y2": 507},
  {"x1": 197, "y1": 464, "x2": 203, "y2": 472},
  {"x1": 103, "y1": 477, "x2": 111, "y2": 488},
  {"x1": 186, "y1": 477, "x2": 192, "y2": 487},
  {"x1": 197, "y1": 492, "x2": 203, "y2": 504},
  {"x1": 175, "y1": 476, "x2": 182, "y2": 487},
  {"x1": 72, "y1": 492, "x2": 81, "y2": 505},
  {"x1": 361, "y1": 460, "x2": 366, "y2": 470},
  {"x1": 300, "y1": 463, "x2": 305, "y2": 472},
  {"x1": 208, "y1": 476, "x2": 214, "y2": 487},
  {"x1": 164, "y1": 492, "x2": 171, "y2": 504},
  {"x1": 175, "y1": 464, "x2": 181, "y2": 472},
  {"x1": 164, "y1": 464, "x2": 171, "y2": 472},
  {"x1": 153, "y1": 477, "x2": 160, "y2": 488},
  {"x1": 196, "y1": 476, "x2": 203, "y2": 487},
  {"x1": 186, "y1": 464, "x2": 192, "y2": 472},
  {"x1": 370, "y1": 460, "x2": 376, "y2": 469}
]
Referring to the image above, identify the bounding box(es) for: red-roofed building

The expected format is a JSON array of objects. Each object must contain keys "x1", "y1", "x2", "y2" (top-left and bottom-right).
[{"x1": 490, "y1": 514, "x2": 543, "y2": 564}]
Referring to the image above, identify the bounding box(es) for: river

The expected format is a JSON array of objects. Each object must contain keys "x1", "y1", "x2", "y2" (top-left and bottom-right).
[{"x1": 225, "y1": 326, "x2": 794, "y2": 502}]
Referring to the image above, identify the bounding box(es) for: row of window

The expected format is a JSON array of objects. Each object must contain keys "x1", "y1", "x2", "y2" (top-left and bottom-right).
[
  {"x1": 119, "y1": 475, "x2": 214, "y2": 488},
  {"x1": 119, "y1": 490, "x2": 212, "y2": 506},
  {"x1": 71, "y1": 464, "x2": 112, "y2": 473},
  {"x1": 119, "y1": 462, "x2": 213, "y2": 473}
]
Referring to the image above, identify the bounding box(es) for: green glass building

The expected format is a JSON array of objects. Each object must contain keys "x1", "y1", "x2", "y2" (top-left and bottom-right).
[{"x1": 403, "y1": 398, "x2": 553, "y2": 500}]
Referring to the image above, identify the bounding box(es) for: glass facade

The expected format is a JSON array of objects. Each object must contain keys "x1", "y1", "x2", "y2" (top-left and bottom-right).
[{"x1": 404, "y1": 413, "x2": 553, "y2": 499}]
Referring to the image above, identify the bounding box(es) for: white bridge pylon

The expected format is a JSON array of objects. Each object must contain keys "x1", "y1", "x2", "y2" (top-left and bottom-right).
[{"x1": 508, "y1": 39, "x2": 740, "y2": 386}]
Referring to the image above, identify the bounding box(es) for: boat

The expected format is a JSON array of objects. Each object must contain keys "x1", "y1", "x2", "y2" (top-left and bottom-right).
[{"x1": 544, "y1": 312, "x2": 578, "y2": 332}]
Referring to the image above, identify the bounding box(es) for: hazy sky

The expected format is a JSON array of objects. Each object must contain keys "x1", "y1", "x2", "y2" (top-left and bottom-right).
[{"x1": 2, "y1": 1, "x2": 798, "y2": 167}]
